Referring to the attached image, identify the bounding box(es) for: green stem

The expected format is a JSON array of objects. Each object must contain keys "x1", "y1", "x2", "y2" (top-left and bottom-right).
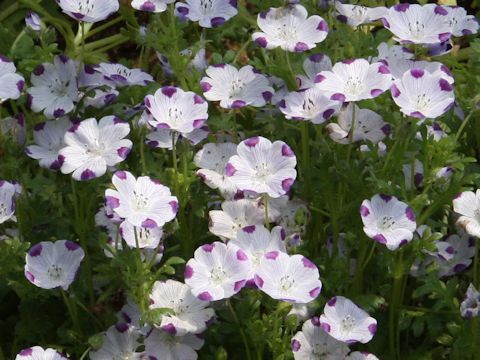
[
  {"x1": 86, "y1": 16, "x2": 123, "y2": 39},
  {"x1": 84, "y1": 34, "x2": 129, "y2": 51},
  {"x1": 284, "y1": 51, "x2": 297, "y2": 90},
  {"x1": 61, "y1": 289, "x2": 81, "y2": 335},
  {"x1": 79, "y1": 347, "x2": 91, "y2": 360},
  {"x1": 264, "y1": 194, "x2": 270, "y2": 229},
  {"x1": 140, "y1": 130, "x2": 147, "y2": 175},
  {"x1": 346, "y1": 104, "x2": 356, "y2": 162},
  {"x1": 228, "y1": 300, "x2": 252, "y2": 360},
  {"x1": 172, "y1": 132, "x2": 178, "y2": 174},
  {"x1": 455, "y1": 109, "x2": 477, "y2": 141},
  {"x1": 0, "y1": 2, "x2": 19, "y2": 23},
  {"x1": 389, "y1": 252, "x2": 404, "y2": 360}
]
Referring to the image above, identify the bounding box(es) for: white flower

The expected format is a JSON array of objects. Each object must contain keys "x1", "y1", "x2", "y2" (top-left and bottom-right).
[
  {"x1": 0, "y1": 55, "x2": 25, "y2": 103},
  {"x1": 252, "y1": 5, "x2": 328, "y2": 52},
  {"x1": 315, "y1": 59, "x2": 392, "y2": 102},
  {"x1": 15, "y1": 346, "x2": 68, "y2": 360},
  {"x1": 0, "y1": 181, "x2": 17, "y2": 224},
  {"x1": 95, "y1": 63, "x2": 153, "y2": 87},
  {"x1": 26, "y1": 118, "x2": 71, "y2": 170},
  {"x1": 59, "y1": 116, "x2": 132, "y2": 181},
  {"x1": 25, "y1": 12, "x2": 42, "y2": 32},
  {"x1": 403, "y1": 160, "x2": 424, "y2": 190},
  {"x1": 149, "y1": 279, "x2": 215, "y2": 335},
  {"x1": 296, "y1": 53, "x2": 332, "y2": 90},
  {"x1": 56, "y1": 0, "x2": 119, "y2": 23},
  {"x1": 184, "y1": 242, "x2": 251, "y2": 301},
  {"x1": 370, "y1": 42, "x2": 414, "y2": 66},
  {"x1": 335, "y1": 4, "x2": 387, "y2": 28},
  {"x1": 200, "y1": 64, "x2": 273, "y2": 109},
  {"x1": 226, "y1": 136, "x2": 297, "y2": 198},
  {"x1": 89, "y1": 323, "x2": 143, "y2": 360},
  {"x1": 144, "y1": 328, "x2": 204, "y2": 360},
  {"x1": 460, "y1": 283, "x2": 480, "y2": 318},
  {"x1": 452, "y1": 190, "x2": 480, "y2": 238},
  {"x1": 255, "y1": 251, "x2": 322, "y2": 303},
  {"x1": 291, "y1": 317, "x2": 349, "y2": 360},
  {"x1": 432, "y1": 233, "x2": 476, "y2": 277},
  {"x1": 441, "y1": 5, "x2": 479, "y2": 37},
  {"x1": 24, "y1": 240, "x2": 85, "y2": 290},
  {"x1": 132, "y1": 0, "x2": 174, "y2": 13},
  {"x1": 388, "y1": 59, "x2": 454, "y2": 84},
  {"x1": 175, "y1": 0, "x2": 238, "y2": 28},
  {"x1": 319, "y1": 296, "x2": 377, "y2": 344},
  {"x1": 119, "y1": 221, "x2": 163, "y2": 249},
  {"x1": 146, "y1": 126, "x2": 209, "y2": 149},
  {"x1": 346, "y1": 352, "x2": 380, "y2": 360},
  {"x1": 105, "y1": 170, "x2": 178, "y2": 228},
  {"x1": 360, "y1": 194, "x2": 417, "y2": 251}
]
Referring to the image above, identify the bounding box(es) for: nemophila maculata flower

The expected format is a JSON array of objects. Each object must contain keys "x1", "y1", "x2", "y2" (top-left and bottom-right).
[
  {"x1": 131, "y1": 0, "x2": 174, "y2": 13},
  {"x1": 391, "y1": 68, "x2": 455, "y2": 119},
  {"x1": 296, "y1": 53, "x2": 332, "y2": 90},
  {"x1": 146, "y1": 126, "x2": 209, "y2": 150},
  {"x1": 254, "y1": 251, "x2": 321, "y2": 303},
  {"x1": 144, "y1": 328, "x2": 204, "y2": 360},
  {"x1": 0, "y1": 55, "x2": 25, "y2": 103},
  {"x1": 26, "y1": 118, "x2": 72, "y2": 171},
  {"x1": 144, "y1": 86, "x2": 208, "y2": 134},
  {"x1": 314, "y1": 58, "x2": 392, "y2": 103},
  {"x1": 0, "y1": 113, "x2": 26, "y2": 145},
  {"x1": 433, "y1": 233, "x2": 476, "y2": 277},
  {"x1": 326, "y1": 104, "x2": 389, "y2": 145},
  {"x1": 149, "y1": 279, "x2": 215, "y2": 336},
  {"x1": 335, "y1": 3, "x2": 387, "y2": 28},
  {"x1": 24, "y1": 240, "x2": 85, "y2": 290},
  {"x1": 389, "y1": 60, "x2": 454, "y2": 86},
  {"x1": 25, "y1": 11, "x2": 42, "y2": 32},
  {"x1": 347, "y1": 352, "x2": 380, "y2": 360},
  {"x1": 291, "y1": 316, "x2": 350, "y2": 360},
  {"x1": 28, "y1": 55, "x2": 78, "y2": 118},
  {"x1": 89, "y1": 323, "x2": 143, "y2": 360},
  {"x1": 95, "y1": 63, "x2": 153, "y2": 87},
  {"x1": 175, "y1": 0, "x2": 238, "y2": 28},
  {"x1": 319, "y1": 296, "x2": 377, "y2": 344},
  {"x1": 119, "y1": 221, "x2": 163, "y2": 249},
  {"x1": 360, "y1": 194, "x2": 417, "y2": 251},
  {"x1": 105, "y1": 170, "x2": 178, "y2": 229},
  {"x1": 382, "y1": 4, "x2": 452, "y2": 44},
  {"x1": 226, "y1": 136, "x2": 297, "y2": 198},
  {"x1": 0, "y1": 181, "x2": 17, "y2": 225},
  {"x1": 15, "y1": 346, "x2": 69, "y2": 360},
  {"x1": 200, "y1": 64, "x2": 273, "y2": 109},
  {"x1": 56, "y1": 0, "x2": 119, "y2": 22},
  {"x1": 371, "y1": 42, "x2": 414, "y2": 66},
  {"x1": 403, "y1": 160, "x2": 424, "y2": 190},
  {"x1": 184, "y1": 242, "x2": 251, "y2": 301},
  {"x1": 452, "y1": 190, "x2": 480, "y2": 237},
  {"x1": 194, "y1": 142, "x2": 238, "y2": 197},
  {"x1": 59, "y1": 116, "x2": 132, "y2": 181},
  {"x1": 279, "y1": 87, "x2": 341, "y2": 124},
  {"x1": 460, "y1": 283, "x2": 480, "y2": 318},
  {"x1": 252, "y1": 4, "x2": 328, "y2": 52},
  {"x1": 440, "y1": 5, "x2": 479, "y2": 37}
]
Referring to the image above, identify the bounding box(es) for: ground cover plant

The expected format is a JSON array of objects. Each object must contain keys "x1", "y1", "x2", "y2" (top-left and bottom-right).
[{"x1": 0, "y1": 0, "x2": 480, "y2": 359}]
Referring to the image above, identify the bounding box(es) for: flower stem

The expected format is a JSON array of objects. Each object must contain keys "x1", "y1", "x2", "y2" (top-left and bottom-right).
[
  {"x1": 264, "y1": 194, "x2": 270, "y2": 230},
  {"x1": 389, "y1": 252, "x2": 404, "y2": 360},
  {"x1": 172, "y1": 132, "x2": 178, "y2": 174},
  {"x1": 284, "y1": 51, "x2": 297, "y2": 91},
  {"x1": 228, "y1": 300, "x2": 252, "y2": 360},
  {"x1": 61, "y1": 289, "x2": 81, "y2": 335}
]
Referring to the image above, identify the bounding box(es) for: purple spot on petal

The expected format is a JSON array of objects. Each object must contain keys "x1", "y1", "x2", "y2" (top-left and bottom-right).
[
  {"x1": 255, "y1": 37, "x2": 268, "y2": 48},
  {"x1": 262, "y1": 91, "x2": 273, "y2": 102},
  {"x1": 373, "y1": 234, "x2": 387, "y2": 244},
  {"x1": 198, "y1": 291, "x2": 213, "y2": 301},
  {"x1": 302, "y1": 257, "x2": 316, "y2": 269},
  {"x1": 360, "y1": 205, "x2": 370, "y2": 217},
  {"x1": 394, "y1": 3, "x2": 409, "y2": 12},
  {"x1": 161, "y1": 86, "x2": 177, "y2": 98},
  {"x1": 314, "y1": 74, "x2": 326, "y2": 83},
  {"x1": 435, "y1": 6, "x2": 448, "y2": 15},
  {"x1": 294, "y1": 42, "x2": 309, "y2": 52},
  {"x1": 371, "y1": 89, "x2": 383, "y2": 97},
  {"x1": 327, "y1": 297, "x2": 337, "y2": 306},
  {"x1": 53, "y1": 109, "x2": 65, "y2": 118},
  {"x1": 320, "y1": 322, "x2": 331, "y2": 332},
  {"x1": 399, "y1": 239, "x2": 408, "y2": 247},
  {"x1": 117, "y1": 147, "x2": 130, "y2": 159},
  {"x1": 142, "y1": 218, "x2": 158, "y2": 228},
  {"x1": 115, "y1": 170, "x2": 127, "y2": 180},
  {"x1": 234, "y1": 279, "x2": 246, "y2": 291},
  {"x1": 231, "y1": 100, "x2": 246, "y2": 108},
  {"x1": 115, "y1": 322, "x2": 129, "y2": 333},
  {"x1": 291, "y1": 339, "x2": 301, "y2": 352},
  {"x1": 236, "y1": 249, "x2": 248, "y2": 261},
  {"x1": 65, "y1": 241, "x2": 80, "y2": 251},
  {"x1": 330, "y1": 93, "x2": 346, "y2": 102},
  {"x1": 169, "y1": 200, "x2": 178, "y2": 214},
  {"x1": 254, "y1": 274, "x2": 264, "y2": 288},
  {"x1": 211, "y1": 17, "x2": 225, "y2": 27},
  {"x1": 380, "y1": 194, "x2": 392, "y2": 202},
  {"x1": 317, "y1": 20, "x2": 328, "y2": 32},
  {"x1": 242, "y1": 225, "x2": 256, "y2": 233},
  {"x1": 17, "y1": 80, "x2": 25, "y2": 92},
  {"x1": 141, "y1": 1, "x2": 156, "y2": 11},
  {"x1": 410, "y1": 111, "x2": 425, "y2": 119},
  {"x1": 454, "y1": 264, "x2": 467, "y2": 273},
  {"x1": 34, "y1": 122, "x2": 45, "y2": 131},
  {"x1": 25, "y1": 270, "x2": 35, "y2": 282},
  {"x1": 405, "y1": 207, "x2": 416, "y2": 222},
  {"x1": 281, "y1": 178, "x2": 294, "y2": 192},
  {"x1": 33, "y1": 64, "x2": 45, "y2": 76},
  {"x1": 202, "y1": 243, "x2": 215, "y2": 252},
  {"x1": 225, "y1": 163, "x2": 236, "y2": 176},
  {"x1": 439, "y1": 78, "x2": 452, "y2": 92},
  {"x1": 200, "y1": 82, "x2": 212, "y2": 92},
  {"x1": 281, "y1": 144, "x2": 294, "y2": 157},
  {"x1": 410, "y1": 69, "x2": 424, "y2": 78},
  {"x1": 244, "y1": 137, "x2": 259, "y2": 147},
  {"x1": 342, "y1": 59, "x2": 356, "y2": 65},
  {"x1": 309, "y1": 286, "x2": 321, "y2": 298},
  {"x1": 193, "y1": 94, "x2": 204, "y2": 104},
  {"x1": 337, "y1": 14, "x2": 348, "y2": 23},
  {"x1": 265, "y1": 251, "x2": 279, "y2": 260},
  {"x1": 438, "y1": 32, "x2": 451, "y2": 42},
  {"x1": 323, "y1": 108, "x2": 335, "y2": 119},
  {"x1": 378, "y1": 65, "x2": 390, "y2": 74},
  {"x1": 29, "y1": 243, "x2": 43, "y2": 257},
  {"x1": 80, "y1": 169, "x2": 95, "y2": 180},
  {"x1": 162, "y1": 323, "x2": 177, "y2": 335},
  {"x1": 185, "y1": 265, "x2": 194, "y2": 279}
]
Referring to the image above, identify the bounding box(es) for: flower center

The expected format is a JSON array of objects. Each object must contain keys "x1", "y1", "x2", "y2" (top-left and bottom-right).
[
  {"x1": 47, "y1": 264, "x2": 64, "y2": 281},
  {"x1": 351, "y1": 6, "x2": 368, "y2": 21},
  {"x1": 279, "y1": 275, "x2": 294, "y2": 291},
  {"x1": 199, "y1": 0, "x2": 214, "y2": 13},
  {"x1": 414, "y1": 93, "x2": 432, "y2": 112},
  {"x1": 132, "y1": 190, "x2": 149, "y2": 211},
  {"x1": 302, "y1": 98, "x2": 320, "y2": 117},
  {"x1": 341, "y1": 315, "x2": 356, "y2": 332},
  {"x1": 254, "y1": 162, "x2": 270, "y2": 182},
  {"x1": 210, "y1": 266, "x2": 227, "y2": 284},
  {"x1": 114, "y1": 352, "x2": 136, "y2": 360},
  {"x1": 229, "y1": 79, "x2": 246, "y2": 99},
  {"x1": 379, "y1": 216, "x2": 395, "y2": 230},
  {"x1": 344, "y1": 76, "x2": 364, "y2": 96},
  {"x1": 276, "y1": 23, "x2": 298, "y2": 42},
  {"x1": 407, "y1": 20, "x2": 426, "y2": 40},
  {"x1": 168, "y1": 107, "x2": 183, "y2": 127}
]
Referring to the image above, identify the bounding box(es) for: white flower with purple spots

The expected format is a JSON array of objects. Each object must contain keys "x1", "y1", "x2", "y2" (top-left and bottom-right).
[
  {"x1": 432, "y1": 233, "x2": 476, "y2": 277},
  {"x1": 382, "y1": 4, "x2": 452, "y2": 44},
  {"x1": 252, "y1": 5, "x2": 328, "y2": 52},
  {"x1": 391, "y1": 68, "x2": 455, "y2": 119},
  {"x1": 335, "y1": 4, "x2": 387, "y2": 28},
  {"x1": 403, "y1": 160, "x2": 424, "y2": 190},
  {"x1": 144, "y1": 86, "x2": 208, "y2": 134},
  {"x1": 105, "y1": 170, "x2": 178, "y2": 229},
  {"x1": 28, "y1": 55, "x2": 78, "y2": 118},
  {"x1": 0, "y1": 181, "x2": 17, "y2": 224},
  {"x1": 460, "y1": 283, "x2": 480, "y2": 318},
  {"x1": 0, "y1": 55, "x2": 25, "y2": 103},
  {"x1": 226, "y1": 136, "x2": 297, "y2": 198},
  {"x1": 371, "y1": 42, "x2": 414, "y2": 66},
  {"x1": 254, "y1": 251, "x2": 321, "y2": 303},
  {"x1": 144, "y1": 328, "x2": 204, "y2": 360},
  {"x1": 315, "y1": 59, "x2": 392, "y2": 103},
  {"x1": 26, "y1": 118, "x2": 72, "y2": 171},
  {"x1": 346, "y1": 352, "x2": 380, "y2": 360},
  {"x1": 296, "y1": 53, "x2": 332, "y2": 90},
  {"x1": 440, "y1": 5, "x2": 479, "y2": 37},
  {"x1": 175, "y1": 0, "x2": 238, "y2": 28},
  {"x1": 95, "y1": 63, "x2": 153, "y2": 87},
  {"x1": 0, "y1": 114, "x2": 26, "y2": 145},
  {"x1": 200, "y1": 64, "x2": 273, "y2": 109},
  {"x1": 56, "y1": 0, "x2": 119, "y2": 23},
  {"x1": 194, "y1": 142, "x2": 238, "y2": 197},
  {"x1": 59, "y1": 116, "x2": 132, "y2": 181},
  {"x1": 132, "y1": 0, "x2": 174, "y2": 13},
  {"x1": 15, "y1": 347, "x2": 68, "y2": 360},
  {"x1": 119, "y1": 221, "x2": 163, "y2": 249},
  {"x1": 184, "y1": 242, "x2": 251, "y2": 301},
  {"x1": 89, "y1": 323, "x2": 143, "y2": 360},
  {"x1": 149, "y1": 279, "x2": 215, "y2": 336},
  {"x1": 389, "y1": 59, "x2": 454, "y2": 84},
  {"x1": 279, "y1": 88, "x2": 341, "y2": 124},
  {"x1": 319, "y1": 296, "x2": 377, "y2": 344},
  {"x1": 360, "y1": 194, "x2": 417, "y2": 251},
  {"x1": 25, "y1": 12, "x2": 42, "y2": 32},
  {"x1": 291, "y1": 316, "x2": 349, "y2": 360},
  {"x1": 24, "y1": 240, "x2": 85, "y2": 290},
  {"x1": 452, "y1": 190, "x2": 480, "y2": 238},
  {"x1": 146, "y1": 126, "x2": 209, "y2": 150}
]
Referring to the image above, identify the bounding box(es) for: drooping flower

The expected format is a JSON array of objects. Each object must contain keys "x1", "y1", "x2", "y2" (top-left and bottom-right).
[
  {"x1": 0, "y1": 113, "x2": 26, "y2": 145},
  {"x1": 26, "y1": 118, "x2": 72, "y2": 170},
  {"x1": 403, "y1": 160, "x2": 424, "y2": 190},
  {"x1": 59, "y1": 116, "x2": 132, "y2": 181},
  {"x1": 25, "y1": 12, "x2": 42, "y2": 31},
  {"x1": 255, "y1": 251, "x2": 321, "y2": 303},
  {"x1": 105, "y1": 170, "x2": 178, "y2": 229},
  {"x1": 175, "y1": 0, "x2": 238, "y2": 28},
  {"x1": 315, "y1": 59, "x2": 392, "y2": 102},
  {"x1": 15, "y1": 347, "x2": 69, "y2": 360},
  {"x1": 279, "y1": 88, "x2": 341, "y2": 124},
  {"x1": 296, "y1": 53, "x2": 332, "y2": 90},
  {"x1": 0, "y1": 55, "x2": 25, "y2": 103},
  {"x1": 95, "y1": 63, "x2": 153, "y2": 87},
  {"x1": 440, "y1": 5, "x2": 479, "y2": 37},
  {"x1": 268, "y1": 197, "x2": 310, "y2": 247},
  {"x1": 252, "y1": 5, "x2": 328, "y2": 52},
  {"x1": 200, "y1": 64, "x2": 273, "y2": 109},
  {"x1": 28, "y1": 55, "x2": 78, "y2": 118},
  {"x1": 382, "y1": 4, "x2": 452, "y2": 44},
  {"x1": 144, "y1": 86, "x2": 208, "y2": 134},
  {"x1": 208, "y1": 199, "x2": 265, "y2": 240},
  {"x1": 226, "y1": 136, "x2": 297, "y2": 198},
  {"x1": 184, "y1": 242, "x2": 251, "y2": 301},
  {"x1": 56, "y1": 0, "x2": 119, "y2": 23},
  {"x1": 452, "y1": 190, "x2": 480, "y2": 238},
  {"x1": 432, "y1": 233, "x2": 476, "y2": 277},
  {"x1": 149, "y1": 279, "x2": 215, "y2": 335},
  {"x1": 194, "y1": 142, "x2": 238, "y2": 197},
  {"x1": 89, "y1": 323, "x2": 143, "y2": 360},
  {"x1": 144, "y1": 328, "x2": 204, "y2": 360},
  {"x1": 0, "y1": 180, "x2": 17, "y2": 225},
  {"x1": 319, "y1": 296, "x2": 377, "y2": 344},
  {"x1": 335, "y1": 3, "x2": 387, "y2": 28},
  {"x1": 24, "y1": 240, "x2": 85, "y2": 290},
  {"x1": 119, "y1": 221, "x2": 163, "y2": 249},
  {"x1": 360, "y1": 194, "x2": 417, "y2": 251},
  {"x1": 460, "y1": 283, "x2": 480, "y2": 318},
  {"x1": 291, "y1": 317, "x2": 350, "y2": 360},
  {"x1": 131, "y1": 0, "x2": 174, "y2": 13}
]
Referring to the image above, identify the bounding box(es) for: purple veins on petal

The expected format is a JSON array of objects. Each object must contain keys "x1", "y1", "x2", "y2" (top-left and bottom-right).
[{"x1": 25, "y1": 270, "x2": 35, "y2": 282}]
